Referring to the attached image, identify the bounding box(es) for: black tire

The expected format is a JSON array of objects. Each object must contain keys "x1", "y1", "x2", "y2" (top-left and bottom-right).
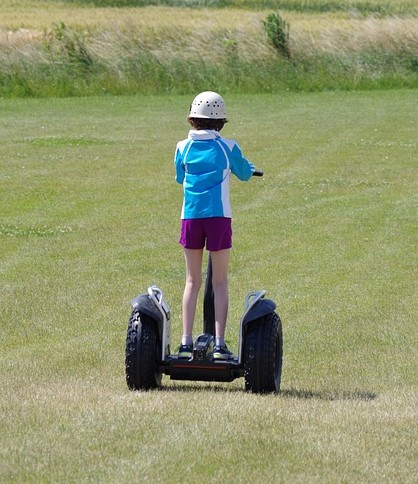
[
  {"x1": 125, "y1": 310, "x2": 162, "y2": 390},
  {"x1": 243, "y1": 312, "x2": 283, "y2": 394}
]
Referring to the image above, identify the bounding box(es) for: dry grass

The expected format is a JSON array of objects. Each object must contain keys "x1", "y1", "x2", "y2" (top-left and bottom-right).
[
  {"x1": 2, "y1": 7, "x2": 418, "y2": 62},
  {"x1": 2, "y1": 4, "x2": 265, "y2": 31},
  {"x1": 290, "y1": 15, "x2": 418, "y2": 56}
]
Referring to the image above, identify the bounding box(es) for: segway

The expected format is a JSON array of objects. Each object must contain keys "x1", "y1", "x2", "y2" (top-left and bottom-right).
[{"x1": 125, "y1": 170, "x2": 283, "y2": 393}]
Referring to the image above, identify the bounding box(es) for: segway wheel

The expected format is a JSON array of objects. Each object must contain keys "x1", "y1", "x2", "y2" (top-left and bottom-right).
[
  {"x1": 243, "y1": 312, "x2": 283, "y2": 394},
  {"x1": 125, "y1": 310, "x2": 162, "y2": 390}
]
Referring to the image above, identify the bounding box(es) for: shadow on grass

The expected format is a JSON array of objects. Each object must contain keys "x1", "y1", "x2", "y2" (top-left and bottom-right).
[
  {"x1": 280, "y1": 388, "x2": 378, "y2": 401},
  {"x1": 158, "y1": 383, "x2": 243, "y2": 394},
  {"x1": 157, "y1": 383, "x2": 377, "y2": 401}
]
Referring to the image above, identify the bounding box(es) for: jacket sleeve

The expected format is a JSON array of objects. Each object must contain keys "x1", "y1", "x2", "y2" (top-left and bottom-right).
[
  {"x1": 174, "y1": 143, "x2": 185, "y2": 184},
  {"x1": 229, "y1": 142, "x2": 255, "y2": 181}
]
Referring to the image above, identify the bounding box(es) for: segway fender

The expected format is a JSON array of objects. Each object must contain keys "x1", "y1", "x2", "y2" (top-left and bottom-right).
[
  {"x1": 131, "y1": 294, "x2": 163, "y2": 340},
  {"x1": 242, "y1": 298, "x2": 276, "y2": 326},
  {"x1": 238, "y1": 291, "x2": 277, "y2": 364}
]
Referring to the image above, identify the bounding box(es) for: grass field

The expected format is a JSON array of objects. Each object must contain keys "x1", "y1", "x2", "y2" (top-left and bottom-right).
[{"x1": 0, "y1": 90, "x2": 417, "y2": 481}]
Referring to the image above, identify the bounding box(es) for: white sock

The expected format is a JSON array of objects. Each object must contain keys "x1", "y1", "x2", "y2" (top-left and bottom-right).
[
  {"x1": 215, "y1": 337, "x2": 225, "y2": 347},
  {"x1": 182, "y1": 335, "x2": 193, "y2": 346}
]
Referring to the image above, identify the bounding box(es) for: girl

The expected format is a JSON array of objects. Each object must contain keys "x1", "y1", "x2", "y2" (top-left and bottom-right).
[{"x1": 174, "y1": 91, "x2": 255, "y2": 360}]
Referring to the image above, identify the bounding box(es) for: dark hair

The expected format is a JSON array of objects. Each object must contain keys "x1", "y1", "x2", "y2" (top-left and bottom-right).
[{"x1": 188, "y1": 117, "x2": 227, "y2": 132}]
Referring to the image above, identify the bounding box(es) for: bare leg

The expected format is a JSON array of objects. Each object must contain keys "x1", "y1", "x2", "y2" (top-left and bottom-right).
[
  {"x1": 182, "y1": 248, "x2": 203, "y2": 341},
  {"x1": 210, "y1": 249, "x2": 230, "y2": 341}
]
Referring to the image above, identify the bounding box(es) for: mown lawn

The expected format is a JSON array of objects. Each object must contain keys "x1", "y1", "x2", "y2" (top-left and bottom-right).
[{"x1": 0, "y1": 90, "x2": 417, "y2": 482}]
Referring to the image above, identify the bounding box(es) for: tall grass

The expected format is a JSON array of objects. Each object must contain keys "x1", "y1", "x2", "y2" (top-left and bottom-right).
[{"x1": 1, "y1": 8, "x2": 418, "y2": 97}]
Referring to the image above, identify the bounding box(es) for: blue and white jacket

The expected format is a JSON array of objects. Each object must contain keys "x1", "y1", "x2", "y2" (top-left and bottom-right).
[{"x1": 174, "y1": 130, "x2": 254, "y2": 219}]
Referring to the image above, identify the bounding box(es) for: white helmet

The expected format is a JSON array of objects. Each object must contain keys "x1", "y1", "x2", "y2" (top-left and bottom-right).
[{"x1": 189, "y1": 91, "x2": 227, "y2": 120}]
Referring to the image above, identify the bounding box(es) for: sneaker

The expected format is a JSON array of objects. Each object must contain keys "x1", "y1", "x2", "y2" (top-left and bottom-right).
[
  {"x1": 213, "y1": 344, "x2": 234, "y2": 361},
  {"x1": 177, "y1": 344, "x2": 193, "y2": 359}
]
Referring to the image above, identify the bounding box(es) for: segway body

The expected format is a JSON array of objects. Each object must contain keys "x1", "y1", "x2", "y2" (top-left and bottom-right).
[{"x1": 125, "y1": 280, "x2": 283, "y2": 393}]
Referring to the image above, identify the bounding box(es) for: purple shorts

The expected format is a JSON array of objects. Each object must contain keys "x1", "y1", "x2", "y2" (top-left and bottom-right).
[{"x1": 179, "y1": 217, "x2": 232, "y2": 251}]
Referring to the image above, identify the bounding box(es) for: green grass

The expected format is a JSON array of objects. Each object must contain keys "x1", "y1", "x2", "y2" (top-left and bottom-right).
[{"x1": 0, "y1": 91, "x2": 417, "y2": 482}]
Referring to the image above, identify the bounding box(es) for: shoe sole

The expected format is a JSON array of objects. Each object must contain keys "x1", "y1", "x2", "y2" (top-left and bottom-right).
[{"x1": 178, "y1": 354, "x2": 192, "y2": 359}]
